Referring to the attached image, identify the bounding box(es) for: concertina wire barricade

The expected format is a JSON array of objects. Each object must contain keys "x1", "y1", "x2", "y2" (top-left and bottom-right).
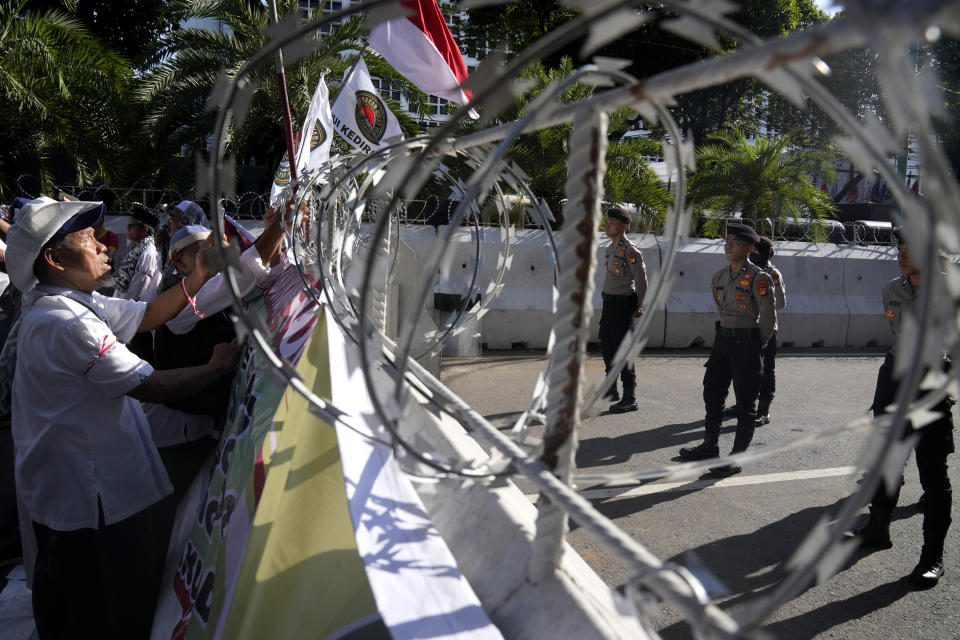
[{"x1": 188, "y1": 1, "x2": 960, "y2": 638}]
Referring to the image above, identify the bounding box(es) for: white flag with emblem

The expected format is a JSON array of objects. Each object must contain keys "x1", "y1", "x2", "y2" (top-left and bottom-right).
[
  {"x1": 295, "y1": 74, "x2": 334, "y2": 175},
  {"x1": 331, "y1": 57, "x2": 404, "y2": 154},
  {"x1": 269, "y1": 75, "x2": 335, "y2": 206},
  {"x1": 269, "y1": 150, "x2": 292, "y2": 208}
]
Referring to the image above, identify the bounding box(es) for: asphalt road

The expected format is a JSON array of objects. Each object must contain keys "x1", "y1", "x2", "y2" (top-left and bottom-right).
[{"x1": 441, "y1": 349, "x2": 960, "y2": 640}]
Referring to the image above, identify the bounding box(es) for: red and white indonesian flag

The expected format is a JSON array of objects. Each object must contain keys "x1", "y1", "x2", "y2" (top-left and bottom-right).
[
  {"x1": 368, "y1": 0, "x2": 477, "y2": 119},
  {"x1": 331, "y1": 57, "x2": 404, "y2": 154}
]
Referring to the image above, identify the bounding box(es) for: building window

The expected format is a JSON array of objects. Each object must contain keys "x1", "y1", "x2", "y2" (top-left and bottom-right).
[
  {"x1": 371, "y1": 77, "x2": 402, "y2": 103},
  {"x1": 427, "y1": 94, "x2": 449, "y2": 116}
]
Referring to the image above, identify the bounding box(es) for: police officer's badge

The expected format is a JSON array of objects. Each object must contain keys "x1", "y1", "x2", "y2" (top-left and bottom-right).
[
  {"x1": 355, "y1": 90, "x2": 388, "y2": 144},
  {"x1": 737, "y1": 303, "x2": 748, "y2": 311},
  {"x1": 886, "y1": 309, "x2": 896, "y2": 318},
  {"x1": 758, "y1": 283, "x2": 769, "y2": 296},
  {"x1": 310, "y1": 119, "x2": 327, "y2": 151}
]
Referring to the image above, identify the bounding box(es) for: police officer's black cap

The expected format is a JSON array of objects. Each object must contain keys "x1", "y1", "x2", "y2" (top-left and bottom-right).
[
  {"x1": 726, "y1": 222, "x2": 759, "y2": 245},
  {"x1": 607, "y1": 207, "x2": 631, "y2": 225},
  {"x1": 130, "y1": 204, "x2": 159, "y2": 229}
]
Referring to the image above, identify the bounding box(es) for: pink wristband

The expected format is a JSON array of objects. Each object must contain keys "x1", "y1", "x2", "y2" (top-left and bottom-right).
[{"x1": 180, "y1": 279, "x2": 206, "y2": 319}]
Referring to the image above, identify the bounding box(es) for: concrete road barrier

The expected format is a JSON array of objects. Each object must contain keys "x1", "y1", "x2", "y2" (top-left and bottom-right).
[
  {"x1": 661, "y1": 238, "x2": 727, "y2": 348},
  {"x1": 842, "y1": 244, "x2": 898, "y2": 348},
  {"x1": 771, "y1": 242, "x2": 849, "y2": 348},
  {"x1": 152, "y1": 222, "x2": 897, "y2": 354}
]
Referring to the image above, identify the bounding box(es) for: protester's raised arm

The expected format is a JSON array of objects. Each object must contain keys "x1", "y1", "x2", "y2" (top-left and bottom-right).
[
  {"x1": 254, "y1": 200, "x2": 295, "y2": 266},
  {"x1": 137, "y1": 243, "x2": 218, "y2": 332}
]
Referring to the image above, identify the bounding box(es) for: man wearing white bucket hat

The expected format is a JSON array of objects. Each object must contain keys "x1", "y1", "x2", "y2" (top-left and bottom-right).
[{"x1": 5, "y1": 196, "x2": 241, "y2": 638}]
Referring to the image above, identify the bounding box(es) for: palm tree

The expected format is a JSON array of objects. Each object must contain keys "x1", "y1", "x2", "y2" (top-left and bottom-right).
[
  {"x1": 498, "y1": 58, "x2": 672, "y2": 228},
  {"x1": 132, "y1": 0, "x2": 428, "y2": 185},
  {"x1": 687, "y1": 127, "x2": 838, "y2": 236},
  {"x1": 0, "y1": 0, "x2": 132, "y2": 195}
]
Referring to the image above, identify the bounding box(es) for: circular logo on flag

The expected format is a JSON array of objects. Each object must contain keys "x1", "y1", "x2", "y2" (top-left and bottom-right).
[
  {"x1": 310, "y1": 119, "x2": 326, "y2": 152},
  {"x1": 274, "y1": 151, "x2": 291, "y2": 187},
  {"x1": 354, "y1": 90, "x2": 387, "y2": 144}
]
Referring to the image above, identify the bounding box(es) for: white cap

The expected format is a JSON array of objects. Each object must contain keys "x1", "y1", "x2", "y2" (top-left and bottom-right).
[{"x1": 5, "y1": 196, "x2": 105, "y2": 293}]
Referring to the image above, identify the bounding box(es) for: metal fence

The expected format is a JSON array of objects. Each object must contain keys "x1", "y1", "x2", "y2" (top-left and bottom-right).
[{"x1": 26, "y1": 181, "x2": 271, "y2": 221}]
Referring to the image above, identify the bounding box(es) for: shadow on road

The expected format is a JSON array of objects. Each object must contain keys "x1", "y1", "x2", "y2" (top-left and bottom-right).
[
  {"x1": 480, "y1": 410, "x2": 528, "y2": 430},
  {"x1": 651, "y1": 499, "x2": 917, "y2": 640},
  {"x1": 759, "y1": 577, "x2": 913, "y2": 638},
  {"x1": 577, "y1": 419, "x2": 738, "y2": 467}
]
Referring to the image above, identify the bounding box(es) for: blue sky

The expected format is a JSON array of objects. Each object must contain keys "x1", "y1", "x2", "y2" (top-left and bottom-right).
[{"x1": 814, "y1": 0, "x2": 842, "y2": 15}]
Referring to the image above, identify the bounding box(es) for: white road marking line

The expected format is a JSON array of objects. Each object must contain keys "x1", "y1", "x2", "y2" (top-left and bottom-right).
[{"x1": 525, "y1": 466, "x2": 858, "y2": 502}]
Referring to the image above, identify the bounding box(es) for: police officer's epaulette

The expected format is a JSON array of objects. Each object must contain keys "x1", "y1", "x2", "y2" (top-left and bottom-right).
[{"x1": 748, "y1": 263, "x2": 772, "y2": 280}]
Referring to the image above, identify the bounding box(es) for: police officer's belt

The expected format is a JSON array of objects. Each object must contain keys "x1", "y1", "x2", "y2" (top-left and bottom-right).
[
  {"x1": 602, "y1": 292, "x2": 635, "y2": 300},
  {"x1": 715, "y1": 323, "x2": 759, "y2": 338}
]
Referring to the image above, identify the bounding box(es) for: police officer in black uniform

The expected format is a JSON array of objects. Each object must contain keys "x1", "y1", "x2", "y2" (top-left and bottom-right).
[
  {"x1": 599, "y1": 207, "x2": 647, "y2": 413},
  {"x1": 679, "y1": 223, "x2": 775, "y2": 475},
  {"x1": 846, "y1": 228, "x2": 953, "y2": 588},
  {"x1": 751, "y1": 237, "x2": 786, "y2": 426}
]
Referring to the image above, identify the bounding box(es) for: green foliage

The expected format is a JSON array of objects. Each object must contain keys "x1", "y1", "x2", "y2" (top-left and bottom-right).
[
  {"x1": 765, "y1": 46, "x2": 885, "y2": 149},
  {"x1": 930, "y1": 35, "x2": 960, "y2": 178},
  {"x1": 26, "y1": 0, "x2": 176, "y2": 68},
  {"x1": 0, "y1": 0, "x2": 132, "y2": 196},
  {"x1": 461, "y1": 0, "x2": 830, "y2": 145},
  {"x1": 455, "y1": 1, "x2": 576, "y2": 60},
  {"x1": 688, "y1": 127, "x2": 838, "y2": 233},
  {"x1": 489, "y1": 58, "x2": 670, "y2": 227}
]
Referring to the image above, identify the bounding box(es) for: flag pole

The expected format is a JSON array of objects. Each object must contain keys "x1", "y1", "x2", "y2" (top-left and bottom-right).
[
  {"x1": 267, "y1": 0, "x2": 299, "y2": 186},
  {"x1": 329, "y1": 39, "x2": 371, "y2": 106}
]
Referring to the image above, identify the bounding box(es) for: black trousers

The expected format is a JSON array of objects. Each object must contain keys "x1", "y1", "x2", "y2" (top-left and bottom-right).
[
  {"x1": 758, "y1": 330, "x2": 777, "y2": 414},
  {"x1": 127, "y1": 331, "x2": 155, "y2": 366},
  {"x1": 0, "y1": 421, "x2": 18, "y2": 560},
  {"x1": 868, "y1": 353, "x2": 954, "y2": 542},
  {"x1": 703, "y1": 328, "x2": 763, "y2": 450},
  {"x1": 599, "y1": 293, "x2": 637, "y2": 399},
  {"x1": 32, "y1": 502, "x2": 166, "y2": 639}
]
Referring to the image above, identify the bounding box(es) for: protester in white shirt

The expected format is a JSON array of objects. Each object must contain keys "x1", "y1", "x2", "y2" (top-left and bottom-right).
[
  {"x1": 6, "y1": 196, "x2": 241, "y2": 639},
  {"x1": 115, "y1": 205, "x2": 164, "y2": 362},
  {"x1": 115, "y1": 205, "x2": 162, "y2": 303},
  {"x1": 144, "y1": 209, "x2": 291, "y2": 575},
  {"x1": 147, "y1": 205, "x2": 288, "y2": 444}
]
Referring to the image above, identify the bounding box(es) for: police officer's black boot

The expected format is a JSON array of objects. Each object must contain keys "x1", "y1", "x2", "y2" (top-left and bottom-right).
[
  {"x1": 710, "y1": 418, "x2": 754, "y2": 477},
  {"x1": 679, "y1": 424, "x2": 720, "y2": 460},
  {"x1": 609, "y1": 387, "x2": 638, "y2": 413},
  {"x1": 911, "y1": 533, "x2": 945, "y2": 588},
  {"x1": 844, "y1": 518, "x2": 893, "y2": 549},
  {"x1": 756, "y1": 401, "x2": 770, "y2": 427}
]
